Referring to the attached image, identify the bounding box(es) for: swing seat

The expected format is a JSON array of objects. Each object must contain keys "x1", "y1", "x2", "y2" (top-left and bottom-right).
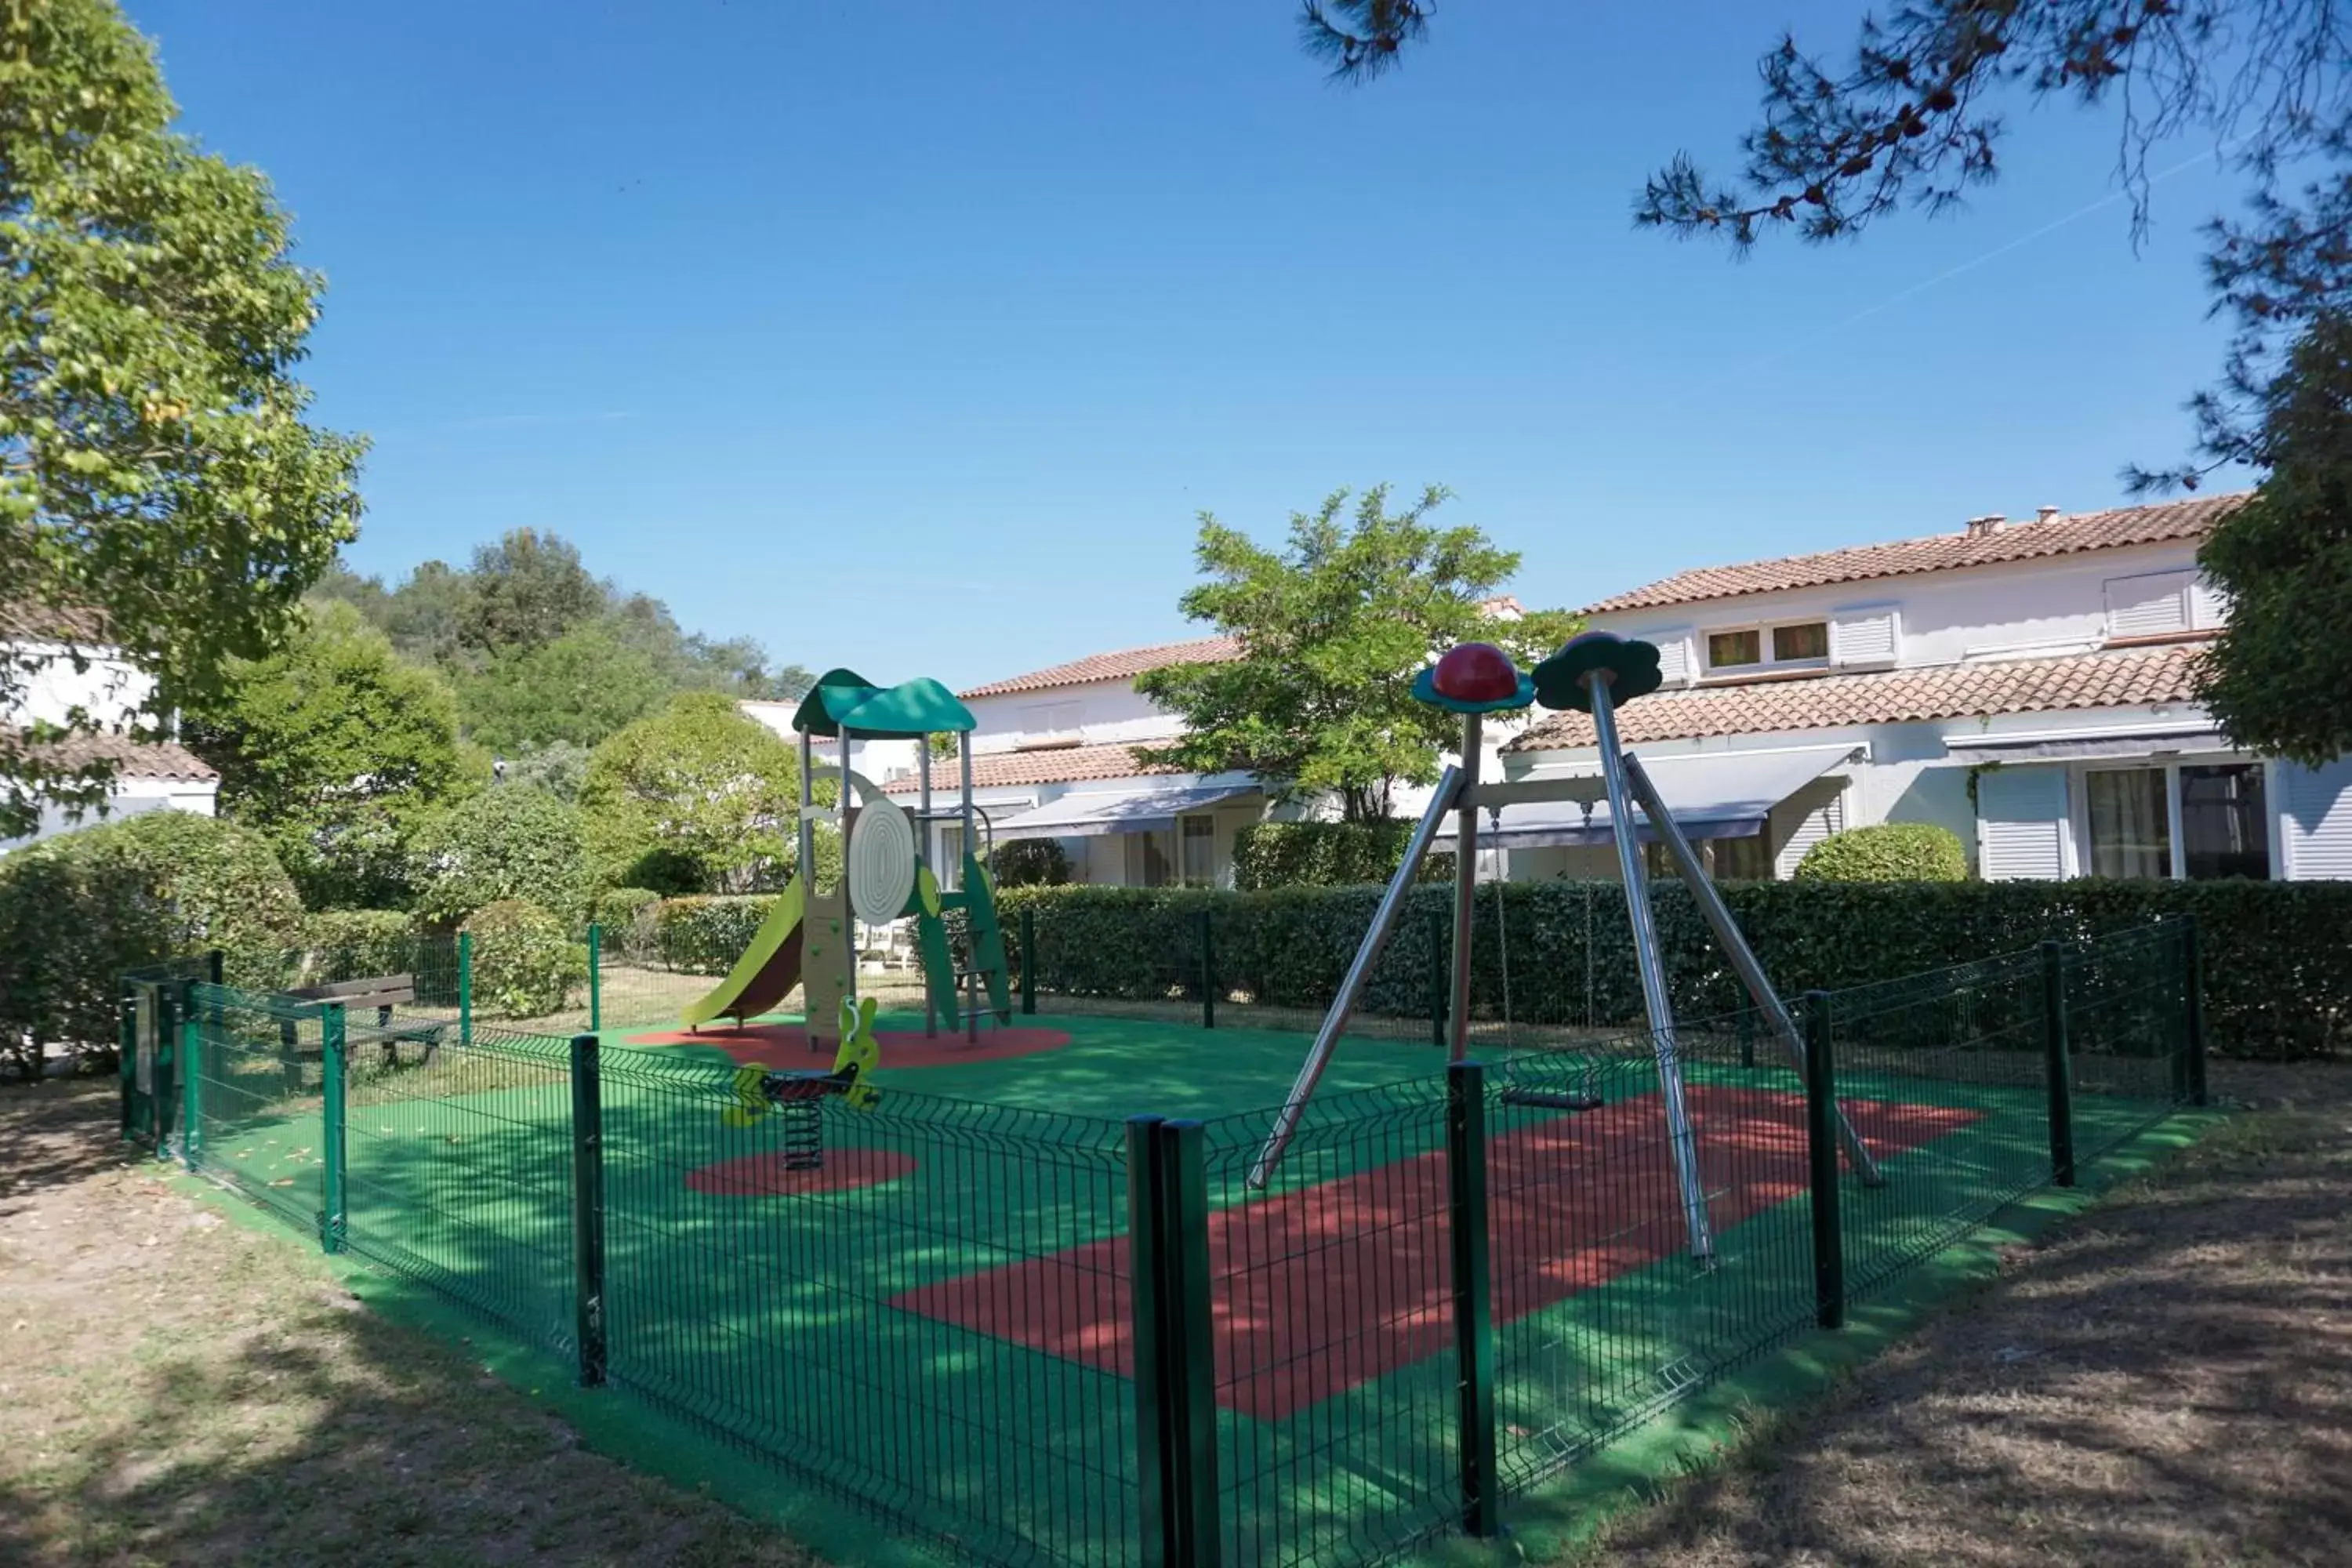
[{"x1": 1499, "y1": 1085, "x2": 1605, "y2": 1112}]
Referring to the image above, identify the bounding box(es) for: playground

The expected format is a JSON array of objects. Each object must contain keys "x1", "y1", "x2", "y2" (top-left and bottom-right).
[{"x1": 131, "y1": 636, "x2": 2209, "y2": 1568}]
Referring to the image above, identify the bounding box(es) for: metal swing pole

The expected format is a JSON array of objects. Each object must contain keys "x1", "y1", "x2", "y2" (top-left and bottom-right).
[
  {"x1": 1247, "y1": 765, "x2": 1464, "y2": 1189},
  {"x1": 1588, "y1": 672, "x2": 1715, "y2": 1264},
  {"x1": 1621, "y1": 753, "x2": 1884, "y2": 1185},
  {"x1": 1446, "y1": 713, "x2": 1483, "y2": 1063},
  {"x1": 919, "y1": 739, "x2": 935, "y2": 1038}
]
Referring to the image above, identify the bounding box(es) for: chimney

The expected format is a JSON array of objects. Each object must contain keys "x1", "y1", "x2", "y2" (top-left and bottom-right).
[
  {"x1": 1964, "y1": 514, "x2": 2006, "y2": 539},
  {"x1": 2036, "y1": 505, "x2": 2061, "y2": 524}
]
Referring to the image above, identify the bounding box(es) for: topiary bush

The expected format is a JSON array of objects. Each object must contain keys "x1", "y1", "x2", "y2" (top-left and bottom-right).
[
  {"x1": 0, "y1": 811, "x2": 304, "y2": 1072},
  {"x1": 460, "y1": 899, "x2": 583, "y2": 1020},
  {"x1": 651, "y1": 895, "x2": 782, "y2": 975},
  {"x1": 1232, "y1": 820, "x2": 1457, "y2": 890},
  {"x1": 408, "y1": 786, "x2": 592, "y2": 929},
  {"x1": 1794, "y1": 822, "x2": 1969, "y2": 882},
  {"x1": 989, "y1": 838, "x2": 1071, "y2": 889}
]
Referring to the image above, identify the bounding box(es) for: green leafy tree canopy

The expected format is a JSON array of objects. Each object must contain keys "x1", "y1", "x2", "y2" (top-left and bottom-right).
[
  {"x1": 2, "y1": 0, "x2": 366, "y2": 837},
  {"x1": 579, "y1": 691, "x2": 833, "y2": 895},
  {"x1": 183, "y1": 603, "x2": 475, "y2": 909},
  {"x1": 409, "y1": 784, "x2": 592, "y2": 928},
  {"x1": 1135, "y1": 485, "x2": 1579, "y2": 822}
]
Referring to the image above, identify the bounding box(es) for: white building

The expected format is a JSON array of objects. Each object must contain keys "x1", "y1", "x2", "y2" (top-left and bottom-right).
[
  {"x1": 2, "y1": 604, "x2": 219, "y2": 852},
  {"x1": 1497, "y1": 495, "x2": 2352, "y2": 882}
]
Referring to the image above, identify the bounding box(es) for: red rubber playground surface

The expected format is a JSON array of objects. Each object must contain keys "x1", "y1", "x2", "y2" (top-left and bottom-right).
[{"x1": 891, "y1": 1084, "x2": 1977, "y2": 1421}]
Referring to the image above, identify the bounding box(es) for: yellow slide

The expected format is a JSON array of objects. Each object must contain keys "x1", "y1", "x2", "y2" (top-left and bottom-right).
[{"x1": 681, "y1": 878, "x2": 806, "y2": 1030}]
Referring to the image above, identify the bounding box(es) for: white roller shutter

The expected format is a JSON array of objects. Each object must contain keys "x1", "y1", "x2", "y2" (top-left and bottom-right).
[
  {"x1": 2103, "y1": 570, "x2": 2194, "y2": 638},
  {"x1": 1650, "y1": 627, "x2": 1696, "y2": 688},
  {"x1": 1773, "y1": 789, "x2": 1846, "y2": 880},
  {"x1": 2280, "y1": 757, "x2": 2352, "y2": 880},
  {"x1": 1976, "y1": 765, "x2": 2071, "y2": 880},
  {"x1": 1830, "y1": 604, "x2": 1900, "y2": 667}
]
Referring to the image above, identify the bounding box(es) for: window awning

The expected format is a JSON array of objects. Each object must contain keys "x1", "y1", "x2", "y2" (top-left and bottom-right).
[
  {"x1": 1434, "y1": 746, "x2": 1859, "y2": 850},
  {"x1": 989, "y1": 783, "x2": 1259, "y2": 840},
  {"x1": 1943, "y1": 727, "x2": 2227, "y2": 763}
]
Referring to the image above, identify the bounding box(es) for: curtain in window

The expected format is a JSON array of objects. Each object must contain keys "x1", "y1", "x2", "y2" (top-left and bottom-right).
[
  {"x1": 2180, "y1": 764, "x2": 2270, "y2": 879},
  {"x1": 2085, "y1": 768, "x2": 2171, "y2": 878}
]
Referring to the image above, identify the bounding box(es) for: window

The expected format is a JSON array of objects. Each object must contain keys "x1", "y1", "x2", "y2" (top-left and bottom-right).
[
  {"x1": 2085, "y1": 762, "x2": 2273, "y2": 880},
  {"x1": 2086, "y1": 768, "x2": 2171, "y2": 877},
  {"x1": 1639, "y1": 835, "x2": 1771, "y2": 880},
  {"x1": 1772, "y1": 622, "x2": 1829, "y2": 662},
  {"x1": 2180, "y1": 764, "x2": 2270, "y2": 879},
  {"x1": 1016, "y1": 700, "x2": 1082, "y2": 747},
  {"x1": 1180, "y1": 815, "x2": 1216, "y2": 887},
  {"x1": 1705, "y1": 621, "x2": 1829, "y2": 673},
  {"x1": 1706, "y1": 629, "x2": 1762, "y2": 669}
]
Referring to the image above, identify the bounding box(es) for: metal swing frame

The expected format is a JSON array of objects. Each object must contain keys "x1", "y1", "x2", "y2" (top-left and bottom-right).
[{"x1": 1246, "y1": 672, "x2": 1884, "y2": 1261}]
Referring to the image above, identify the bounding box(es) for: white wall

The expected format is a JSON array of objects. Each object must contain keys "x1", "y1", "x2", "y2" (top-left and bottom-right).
[
  {"x1": 0, "y1": 780, "x2": 217, "y2": 857},
  {"x1": 963, "y1": 679, "x2": 1185, "y2": 753},
  {"x1": 1602, "y1": 539, "x2": 2215, "y2": 674},
  {"x1": 5, "y1": 644, "x2": 155, "y2": 729}
]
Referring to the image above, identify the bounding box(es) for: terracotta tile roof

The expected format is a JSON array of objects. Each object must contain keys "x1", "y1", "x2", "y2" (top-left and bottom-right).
[
  {"x1": 1582, "y1": 493, "x2": 2245, "y2": 615},
  {"x1": 881, "y1": 740, "x2": 1180, "y2": 793},
  {"x1": 1505, "y1": 644, "x2": 2207, "y2": 753},
  {"x1": 959, "y1": 637, "x2": 1240, "y2": 699},
  {"x1": 6, "y1": 731, "x2": 219, "y2": 782},
  {"x1": 0, "y1": 601, "x2": 110, "y2": 645}
]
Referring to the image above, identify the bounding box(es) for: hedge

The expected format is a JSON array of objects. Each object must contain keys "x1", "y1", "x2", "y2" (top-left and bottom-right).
[
  {"x1": 652, "y1": 895, "x2": 782, "y2": 976},
  {"x1": 290, "y1": 909, "x2": 421, "y2": 988},
  {"x1": 592, "y1": 886, "x2": 663, "y2": 957},
  {"x1": 408, "y1": 786, "x2": 592, "y2": 928},
  {"x1": 0, "y1": 812, "x2": 304, "y2": 1073},
  {"x1": 1232, "y1": 820, "x2": 1456, "y2": 891},
  {"x1": 461, "y1": 899, "x2": 584, "y2": 1019},
  {"x1": 999, "y1": 878, "x2": 2352, "y2": 1058},
  {"x1": 1795, "y1": 822, "x2": 1968, "y2": 882}
]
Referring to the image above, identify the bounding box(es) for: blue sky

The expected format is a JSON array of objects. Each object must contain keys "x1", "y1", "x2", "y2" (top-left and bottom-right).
[{"x1": 128, "y1": 0, "x2": 2249, "y2": 690}]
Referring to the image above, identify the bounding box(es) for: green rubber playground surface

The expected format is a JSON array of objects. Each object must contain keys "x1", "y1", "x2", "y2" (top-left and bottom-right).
[{"x1": 185, "y1": 1006, "x2": 2184, "y2": 1568}]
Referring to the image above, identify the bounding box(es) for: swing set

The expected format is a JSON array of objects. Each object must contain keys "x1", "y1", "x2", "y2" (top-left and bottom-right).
[{"x1": 1247, "y1": 632, "x2": 1886, "y2": 1264}]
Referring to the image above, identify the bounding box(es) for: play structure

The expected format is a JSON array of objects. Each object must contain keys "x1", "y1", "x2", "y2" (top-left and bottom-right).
[
  {"x1": 1248, "y1": 631, "x2": 1887, "y2": 1261},
  {"x1": 678, "y1": 666, "x2": 1013, "y2": 1056}
]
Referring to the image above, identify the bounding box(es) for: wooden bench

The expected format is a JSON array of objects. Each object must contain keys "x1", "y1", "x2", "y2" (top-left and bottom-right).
[{"x1": 279, "y1": 974, "x2": 448, "y2": 1079}]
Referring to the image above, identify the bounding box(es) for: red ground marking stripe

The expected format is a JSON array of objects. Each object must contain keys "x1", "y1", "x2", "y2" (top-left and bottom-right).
[
  {"x1": 887, "y1": 1086, "x2": 1979, "y2": 1421},
  {"x1": 686, "y1": 1146, "x2": 918, "y2": 1196},
  {"x1": 624, "y1": 1024, "x2": 1073, "y2": 1069}
]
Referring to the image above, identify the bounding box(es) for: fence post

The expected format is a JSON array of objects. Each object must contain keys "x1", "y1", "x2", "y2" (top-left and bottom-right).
[
  {"x1": 1199, "y1": 909, "x2": 1216, "y2": 1031},
  {"x1": 1446, "y1": 1060, "x2": 1499, "y2": 1535},
  {"x1": 1428, "y1": 907, "x2": 1447, "y2": 1051},
  {"x1": 1019, "y1": 905, "x2": 1037, "y2": 1016},
  {"x1": 570, "y1": 1033, "x2": 608, "y2": 1387},
  {"x1": 2041, "y1": 940, "x2": 2076, "y2": 1189},
  {"x1": 119, "y1": 985, "x2": 137, "y2": 1140},
  {"x1": 587, "y1": 924, "x2": 604, "y2": 1034},
  {"x1": 2180, "y1": 914, "x2": 2209, "y2": 1108},
  {"x1": 321, "y1": 1002, "x2": 348, "y2": 1254},
  {"x1": 1128, "y1": 1116, "x2": 1220, "y2": 1568},
  {"x1": 1802, "y1": 991, "x2": 1845, "y2": 1330},
  {"x1": 151, "y1": 982, "x2": 178, "y2": 1159},
  {"x1": 458, "y1": 929, "x2": 474, "y2": 1047},
  {"x1": 178, "y1": 978, "x2": 203, "y2": 1172}
]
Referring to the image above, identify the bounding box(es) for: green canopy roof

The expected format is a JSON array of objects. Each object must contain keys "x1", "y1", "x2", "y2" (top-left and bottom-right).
[{"x1": 789, "y1": 667, "x2": 976, "y2": 738}]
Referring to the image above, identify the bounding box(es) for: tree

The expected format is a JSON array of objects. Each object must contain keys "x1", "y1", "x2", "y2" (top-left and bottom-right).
[
  {"x1": 578, "y1": 691, "x2": 833, "y2": 894},
  {"x1": 1134, "y1": 485, "x2": 1579, "y2": 822},
  {"x1": 2194, "y1": 316, "x2": 2352, "y2": 766},
  {"x1": 459, "y1": 529, "x2": 604, "y2": 657},
  {"x1": 183, "y1": 603, "x2": 476, "y2": 909},
  {"x1": 1300, "y1": 2, "x2": 2352, "y2": 759},
  {"x1": 2, "y1": 0, "x2": 367, "y2": 838},
  {"x1": 459, "y1": 622, "x2": 672, "y2": 755}
]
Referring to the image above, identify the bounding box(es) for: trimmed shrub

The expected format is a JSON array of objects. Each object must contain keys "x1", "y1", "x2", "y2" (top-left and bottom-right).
[
  {"x1": 460, "y1": 899, "x2": 583, "y2": 1020},
  {"x1": 592, "y1": 886, "x2": 662, "y2": 956},
  {"x1": 999, "y1": 877, "x2": 2352, "y2": 1059},
  {"x1": 1795, "y1": 822, "x2": 1969, "y2": 882},
  {"x1": 409, "y1": 786, "x2": 592, "y2": 929},
  {"x1": 652, "y1": 895, "x2": 782, "y2": 975},
  {"x1": 989, "y1": 838, "x2": 1071, "y2": 889},
  {"x1": 1232, "y1": 820, "x2": 1457, "y2": 890},
  {"x1": 292, "y1": 909, "x2": 419, "y2": 987},
  {"x1": 0, "y1": 811, "x2": 303, "y2": 1071}
]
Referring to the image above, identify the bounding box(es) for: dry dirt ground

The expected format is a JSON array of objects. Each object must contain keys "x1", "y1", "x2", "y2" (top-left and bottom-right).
[{"x1": 2, "y1": 1064, "x2": 2347, "y2": 1567}]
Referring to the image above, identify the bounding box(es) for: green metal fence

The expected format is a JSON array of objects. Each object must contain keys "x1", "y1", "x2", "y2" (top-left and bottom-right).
[{"x1": 147, "y1": 917, "x2": 2205, "y2": 1568}]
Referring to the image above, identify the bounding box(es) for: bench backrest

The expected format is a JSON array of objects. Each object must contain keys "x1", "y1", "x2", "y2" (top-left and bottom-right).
[{"x1": 288, "y1": 972, "x2": 418, "y2": 1012}]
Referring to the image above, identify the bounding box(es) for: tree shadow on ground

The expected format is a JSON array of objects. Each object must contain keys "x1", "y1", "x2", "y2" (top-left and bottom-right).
[{"x1": 1583, "y1": 1061, "x2": 2352, "y2": 1566}]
